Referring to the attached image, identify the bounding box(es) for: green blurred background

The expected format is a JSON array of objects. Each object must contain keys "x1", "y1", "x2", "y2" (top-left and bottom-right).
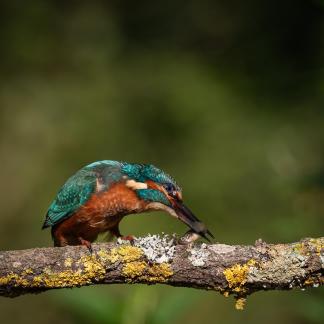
[{"x1": 0, "y1": 1, "x2": 323, "y2": 323}]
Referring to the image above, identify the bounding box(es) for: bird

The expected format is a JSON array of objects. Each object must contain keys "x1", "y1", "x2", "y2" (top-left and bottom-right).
[{"x1": 42, "y1": 160, "x2": 213, "y2": 250}]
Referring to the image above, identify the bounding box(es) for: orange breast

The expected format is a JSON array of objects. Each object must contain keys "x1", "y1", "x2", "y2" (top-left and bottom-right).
[
  {"x1": 79, "y1": 182, "x2": 146, "y2": 225},
  {"x1": 52, "y1": 182, "x2": 146, "y2": 243}
]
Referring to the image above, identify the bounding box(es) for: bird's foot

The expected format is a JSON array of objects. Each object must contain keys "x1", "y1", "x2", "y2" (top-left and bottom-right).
[
  {"x1": 119, "y1": 235, "x2": 135, "y2": 245},
  {"x1": 79, "y1": 237, "x2": 93, "y2": 254}
]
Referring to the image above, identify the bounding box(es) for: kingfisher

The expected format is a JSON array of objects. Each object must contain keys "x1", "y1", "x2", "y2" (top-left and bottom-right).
[{"x1": 42, "y1": 160, "x2": 213, "y2": 250}]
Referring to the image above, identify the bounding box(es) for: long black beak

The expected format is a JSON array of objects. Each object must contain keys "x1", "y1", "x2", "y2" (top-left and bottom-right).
[{"x1": 172, "y1": 200, "x2": 214, "y2": 242}]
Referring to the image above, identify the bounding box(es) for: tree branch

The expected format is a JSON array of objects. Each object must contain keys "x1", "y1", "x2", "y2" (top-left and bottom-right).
[{"x1": 1, "y1": 235, "x2": 323, "y2": 308}]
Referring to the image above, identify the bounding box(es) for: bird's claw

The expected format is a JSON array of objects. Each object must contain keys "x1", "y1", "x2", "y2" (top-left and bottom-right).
[
  {"x1": 120, "y1": 235, "x2": 135, "y2": 246},
  {"x1": 79, "y1": 237, "x2": 93, "y2": 254}
]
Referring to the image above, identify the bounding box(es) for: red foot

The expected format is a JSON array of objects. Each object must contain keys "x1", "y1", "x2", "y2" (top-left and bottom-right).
[
  {"x1": 121, "y1": 235, "x2": 134, "y2": 241},
  {"x1": 79, "y1": 237, "x2": 93, "y2": 253},
  {"x1": 120, "y1": 235, "x2": 135, "y2": 245}
]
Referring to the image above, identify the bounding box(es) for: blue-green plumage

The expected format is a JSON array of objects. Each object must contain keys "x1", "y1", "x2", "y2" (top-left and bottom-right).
[
  {"x1": 121, "y1": 163, "x2": 180, "y2": 190},
  {"x1": 43, "y1": 161, "x2": 124, "y2": 228},
  {"x1": 43, "y1": 160, "x2": 213, "y2": 247},
  {"x1": 136, "y1": 189, "x2": 170, "y2": 206},
  {"x1": 43, "y1": 170, "x2": 96, "y2": 228},
  {"x1": 43, "y1": 160, "x2": 178, "y2": 228}
]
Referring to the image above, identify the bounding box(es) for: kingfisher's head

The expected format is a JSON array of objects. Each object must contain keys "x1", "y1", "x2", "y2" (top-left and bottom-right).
[{"x1": 121, "y1": 163, "x2": 213, "y2": 241}]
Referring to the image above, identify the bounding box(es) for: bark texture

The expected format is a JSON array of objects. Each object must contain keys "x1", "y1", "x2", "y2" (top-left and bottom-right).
[{"x1": 0, "y1": 235, "x2": 323, "y2": 306}]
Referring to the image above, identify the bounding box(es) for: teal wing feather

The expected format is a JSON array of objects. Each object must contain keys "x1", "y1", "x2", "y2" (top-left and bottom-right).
[
  {"x1": 42, "y1": 169, "x2": 97, "y2": 228},
  {"x1": 42, "y1": 161, "x2": 124, "y2": 228}
]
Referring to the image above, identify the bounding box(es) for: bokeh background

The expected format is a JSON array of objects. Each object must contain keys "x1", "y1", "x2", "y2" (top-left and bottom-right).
[{"x1": 0, "y1": 1, "x2": 323, "y2": 323}]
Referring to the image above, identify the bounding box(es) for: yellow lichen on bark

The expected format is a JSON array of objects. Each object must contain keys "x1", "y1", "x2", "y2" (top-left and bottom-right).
[
  {"x1": 292, "y1": 238, "x2": 324, "y2": 258},
  {"x1": 309, "y1": 238, "x2": 324, "y2": 256},
  {"x1": 0, "y1": 245, "x2": 169, "y2": 290},
  {"x1": 292, "y1": 242, "x2": 311, "y2": 256},
  {"x1": 0, "y1": 273, "x2": 29, "y2": 287},
  {"x1": 97, "y1": 246, "x2": 143, "y2": 264},
  {"x1": 145, "y1": 263, "x2": 173, "y2": 282},
  {"x1": 122, "y1": 261, "x2": 147, "y2": 279},
  {"x1": 223, "y1": 259, "x2": 257, "y2": 293},
  {"x1": 223, "y1": 260, "x2": 258, "y2": 311},
  {"x1": 235, "y1": 297, "x2": 246, "y2": 310},
  {"x1": 30, "y1": 255, "x2": 107, "y2": 288},
  {"x1": 64, "y1": 258, "x2": 73, "y2": 267},
  {"x1": 0, "y1": 255, "x2": 107, "y2": 289},
  {"x1": 116, "y1": 246, "x2": 144, "y2": 262},
  {"x1": 122, "y1": 261, "x2": 173, "y2": 283}
]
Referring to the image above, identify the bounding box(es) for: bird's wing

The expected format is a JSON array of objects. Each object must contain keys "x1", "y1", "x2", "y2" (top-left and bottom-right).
[
  {"x1": 42, "y1": 169, "x2": 97, "y2": 228},
  {"x1": 42, "y1": 161, "x2": 125, "y2": 228}
]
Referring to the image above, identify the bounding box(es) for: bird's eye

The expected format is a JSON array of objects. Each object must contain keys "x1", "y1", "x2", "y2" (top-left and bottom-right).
[{"x1": 164, "y1": 183, "x2": 177, "y2": 197}]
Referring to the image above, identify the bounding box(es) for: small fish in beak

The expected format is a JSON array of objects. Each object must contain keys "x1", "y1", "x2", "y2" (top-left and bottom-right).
[{"x1": 172, "y1": 199, "x2": 214, "y2": 242}]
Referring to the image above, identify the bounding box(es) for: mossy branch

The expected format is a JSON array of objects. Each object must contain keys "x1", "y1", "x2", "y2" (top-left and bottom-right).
[{"x1": 0, "y1": 235, "x2": 323, "y2": 308}]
